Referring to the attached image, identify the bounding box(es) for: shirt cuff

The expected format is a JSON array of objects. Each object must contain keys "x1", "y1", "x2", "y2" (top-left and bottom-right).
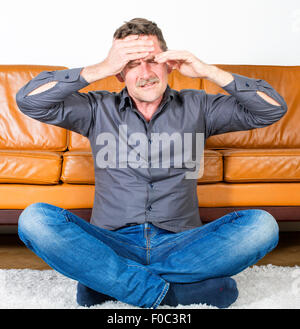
[
  {"x1": 54, "y1": 67, "x2": 89, "y2": 85},
  {"x1": 222, "y1": 73, "x2": 259, "y2": 93}
]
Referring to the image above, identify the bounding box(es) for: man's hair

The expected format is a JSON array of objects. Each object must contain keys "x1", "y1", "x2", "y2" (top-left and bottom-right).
[{"x1": 113, "y1": 18, "x2": 168, "y2": 51}]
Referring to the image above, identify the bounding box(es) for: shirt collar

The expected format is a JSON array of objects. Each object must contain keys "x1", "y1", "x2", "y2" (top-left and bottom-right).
[{"x1": 118, "y1": 85, "x2": 174, "y2": 112}]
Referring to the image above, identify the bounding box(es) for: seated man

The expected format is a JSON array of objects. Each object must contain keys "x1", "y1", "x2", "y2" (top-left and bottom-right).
[{"x1": 16, "y1": 18, "x2": 287, "y2": 309}]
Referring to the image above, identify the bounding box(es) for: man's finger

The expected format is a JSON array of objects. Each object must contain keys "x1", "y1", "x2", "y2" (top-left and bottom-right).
[
  {"x1": 122, "y1": 39, "x2": 154, "y2": 48},
  {"x1": 138, "y1": 35, "x2": 149, "y2": 40},
  {"x1": 123, "y1": 34, "x2": 139, "y2": 41},
  {"x1": 155, "y1": 50, "x2": 189, "y2": 62},
  {"x1": 125, "y1": 46, "x2": 155, "y2": 54},
  {"x1": 126, "y1": 52, "x2": 150, "y2": 61}
]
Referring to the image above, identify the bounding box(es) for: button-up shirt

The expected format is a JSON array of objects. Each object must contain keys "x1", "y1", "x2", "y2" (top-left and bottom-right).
[{"x1": 16, "y1": 68, "x2": 287, "y2": 232}]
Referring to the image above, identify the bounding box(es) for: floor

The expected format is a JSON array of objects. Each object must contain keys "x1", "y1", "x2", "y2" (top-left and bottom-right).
[{"x1": 0, "y1": 231, "x2": 300, "y2": 270}]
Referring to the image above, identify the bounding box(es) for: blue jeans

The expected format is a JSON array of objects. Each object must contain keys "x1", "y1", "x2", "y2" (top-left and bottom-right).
[{"x1": 18, "y1": 203, "x2": 279, "y2": 308}]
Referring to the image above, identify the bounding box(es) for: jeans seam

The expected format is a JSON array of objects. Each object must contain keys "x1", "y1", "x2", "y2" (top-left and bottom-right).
[{"x1": 151, "y1": 282, "x2": 170, "y2": 309}]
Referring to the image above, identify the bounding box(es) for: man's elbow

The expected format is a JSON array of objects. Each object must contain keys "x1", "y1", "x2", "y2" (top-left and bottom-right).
[
  {"x1": 15, "y1": 89, "x2": 28, "y2": 113},
  {"x1": 278, "y1": 98, "x2": 288, "y2": 118},
  {"x1": 271, "y1": 98, "x2": 288, "y2": 124},
  {"x1": 15, "y1": 88, "x2": 36, "y2": 115}
]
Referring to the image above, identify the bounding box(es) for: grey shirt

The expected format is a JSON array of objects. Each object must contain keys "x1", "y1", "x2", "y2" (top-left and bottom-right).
[{"x1": 16, "y1": 67, "x2": 287, "y2": 232}]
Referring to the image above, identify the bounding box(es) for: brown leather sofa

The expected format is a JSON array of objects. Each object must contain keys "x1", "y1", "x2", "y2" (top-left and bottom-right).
[{"x1": 0, "y1": 64, "x2": 299, "y2": 225}]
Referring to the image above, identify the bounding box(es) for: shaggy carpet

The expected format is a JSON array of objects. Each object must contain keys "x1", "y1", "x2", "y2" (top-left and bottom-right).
[{"x1": 0, "y1": 265, "x2": 300, "y2": 309}]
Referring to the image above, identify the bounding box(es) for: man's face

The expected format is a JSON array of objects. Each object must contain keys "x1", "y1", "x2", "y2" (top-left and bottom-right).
[{"x1": 119, "y1": 35, "x2": 171, "y2": 104}]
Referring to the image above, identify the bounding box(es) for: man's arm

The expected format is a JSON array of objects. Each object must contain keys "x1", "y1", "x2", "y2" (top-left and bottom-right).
[
  {"x1": 202, "y1": 64, "x2": 281, "y2": 106},
  {"x1": 16, "y1": 68, "x2": 94, "y2": 137},
  {"x1": 16, "y1": 35, "x2": 154, "y2": 136},
  {"x1": 155, "y1": 50, "x2": 287, "y2": 137}
]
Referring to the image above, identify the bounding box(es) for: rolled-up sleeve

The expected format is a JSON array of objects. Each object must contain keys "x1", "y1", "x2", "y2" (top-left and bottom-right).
[
  {"x1": 16, "y1": 67, "x2": 94, "y2": 137},
  {"x1": 204, "y1": 73, "x2": 288, "y2": 138}
]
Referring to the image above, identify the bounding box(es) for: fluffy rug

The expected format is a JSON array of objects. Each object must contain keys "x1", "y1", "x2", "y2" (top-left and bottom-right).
[{"x1": 0, "y1": 265, "x2": 300, "y2": 309}]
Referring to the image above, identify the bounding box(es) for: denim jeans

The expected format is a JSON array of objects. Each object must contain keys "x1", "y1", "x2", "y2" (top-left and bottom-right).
[{"x1": 18, "y1": 202, "x2": 279, "y2": 308}]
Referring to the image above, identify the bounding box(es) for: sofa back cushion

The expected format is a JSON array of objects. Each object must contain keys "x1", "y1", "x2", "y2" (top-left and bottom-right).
[
  {"x1": 0, "y1": 65, "x2": 68, "y2": 150},
  {"x1": 205, "y1": 65, "x2": 300, "y2": 149}
]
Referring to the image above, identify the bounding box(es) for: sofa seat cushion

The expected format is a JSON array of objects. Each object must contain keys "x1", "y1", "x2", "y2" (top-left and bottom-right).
[
  {"x1": 0, "y1": 183, "x2": 94, "y2": 209},
  {"x1": 61, "y1": 151, "x2": 94, "y2": 184},
  {"x1": 0, "y1": 150, "x2": 62, "y2": 184},
  {"x1": 198, "y1": 149, "x2": 223, "y2": 183},
  {"x1": 2, "y1": 182, "x2": 300, "y2": 210},
  {"x1": 221, "y1": 149, "x2": 300, "y2": 182},
  {"x1": 197, "y1": 182, "x2": 300, "y2": 207},
  {"x1": 61, "y1": 149, "x2": 223, "y2": 184}
]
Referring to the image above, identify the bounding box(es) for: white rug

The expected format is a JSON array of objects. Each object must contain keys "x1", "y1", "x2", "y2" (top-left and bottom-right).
[{"x1": 0, "y1": 265, "x2": 300, "y2": 309}]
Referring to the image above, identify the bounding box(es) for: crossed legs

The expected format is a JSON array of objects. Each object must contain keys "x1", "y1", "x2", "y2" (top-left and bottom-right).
[{"x1": 18, "y1": 203, "x2": 279, "y2": 308}]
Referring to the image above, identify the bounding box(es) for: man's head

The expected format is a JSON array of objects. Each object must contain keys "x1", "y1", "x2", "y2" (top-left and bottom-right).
[
  {"x1": 113, "y1": 18, "x2": 168, "y2": 52},
  {"x1": 114, "y1": 18, "x2": 171, "y2": 105}
]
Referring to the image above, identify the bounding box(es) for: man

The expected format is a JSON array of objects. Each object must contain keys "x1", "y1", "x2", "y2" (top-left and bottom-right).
[{"x1": 16, "y1": 18, "x2": 287, "y2": 309}]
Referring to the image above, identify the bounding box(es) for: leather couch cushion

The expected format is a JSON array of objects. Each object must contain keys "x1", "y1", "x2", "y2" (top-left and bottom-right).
[
  {"x1": 1, "y1": 182, "x2": 300, "y2": 209},
  {"x1": 60, "y1": 149, "x2": 223, "y2": 184},
  {"x1": 0, "y1": 183, "x2": 94, "y2": 209},
  {"x1": 0, "y1": 150, "x2": 62, "y2": 184},
  {"x1": 205, "y1": 65, "x2": 300, "y2": 149},
  {"x1": 197, "y1": 182, "x2": 300, "y2": 207},
  {"x1": 221, "y1": 149, "x2": 300, "y2": 182},
  {"x1": 0, "y1": 65, "x2": 68, "y2": 150},
  {"x1": 198, "y1": 149, "x2": 223, "y2": 183},
  {"x1": 61, "y1": 151, "x2": 94, "y2": 184}
]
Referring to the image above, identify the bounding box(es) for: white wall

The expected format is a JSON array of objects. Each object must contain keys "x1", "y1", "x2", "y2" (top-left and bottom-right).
[{"x1": 0, "y1": 0, "x2": 299, "y2": 67}]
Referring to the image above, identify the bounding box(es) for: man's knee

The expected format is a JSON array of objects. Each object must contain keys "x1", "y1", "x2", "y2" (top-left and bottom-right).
[
  {"x1": 247, "y1": 209, "x2": 279, "y2": 251},
  {"x1": 18, "y1": 202, "x2": 56, "y2": 242}
]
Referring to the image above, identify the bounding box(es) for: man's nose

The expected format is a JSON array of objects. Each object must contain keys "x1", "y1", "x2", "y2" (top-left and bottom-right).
[{"x1": 139, "y1": 61, "x2": 152, "y2": 78}]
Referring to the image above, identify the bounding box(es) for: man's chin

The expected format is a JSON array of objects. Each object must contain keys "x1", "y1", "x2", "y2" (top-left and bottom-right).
[{"x1": 134, "y1": 86, "x2": 166, "y2": 103}]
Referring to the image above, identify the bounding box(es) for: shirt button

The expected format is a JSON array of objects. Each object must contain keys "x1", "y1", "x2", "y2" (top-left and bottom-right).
[
  {"x1": 147, "y1": 205, "x2": 152, "y2": 211},
  {"x1": 149, "y1": 182, "x2": 154, "y2": 188},
  {"x1": 148, "y1": 138, "x2": 152, "y2": 144},
  {"x1": 245, "y1": 82, "x2": 249, "y2": 87}
]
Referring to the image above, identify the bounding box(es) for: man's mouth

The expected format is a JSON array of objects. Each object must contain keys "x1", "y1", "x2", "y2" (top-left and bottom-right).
[
  {"x1": 140, "y1": 81, "x2": 157, "y2": 89},
  {"x1": 137, "y1": 77, "x2": 160, "y2": 89}
]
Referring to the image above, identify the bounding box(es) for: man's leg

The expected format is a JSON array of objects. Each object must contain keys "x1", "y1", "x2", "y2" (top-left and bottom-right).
[
  {"x1": 76, "y1": 209, "x2": 278, "y2": 308},
  {"x1": 17, "y1": 202, "x2": 169, "y2": 309},
  {"x1": 149, "y1": 209, "x2": 279, "y2": 307}
]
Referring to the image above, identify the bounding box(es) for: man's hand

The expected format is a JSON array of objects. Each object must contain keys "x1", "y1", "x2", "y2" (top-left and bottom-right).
[
  {"x1": 154, "y1": 50, "x2": 210, "y2": 79},
  {"x1": 155, "y1": 50, "x2": 281, "y2": 105},
  {"x1": 104, "y1": 35, "x2": 154, "y2": 76},
  {"x1": 81, "y1": 35, "x2": 154, "y2": 83},
  {"x1": 154, "y1": 50, "x2": 234, "y2": 87}
]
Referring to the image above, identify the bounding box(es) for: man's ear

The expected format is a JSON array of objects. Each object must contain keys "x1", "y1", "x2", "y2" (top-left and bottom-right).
[{"x1": 116, "y1": 72, "x2": 125, "y2": 82}]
